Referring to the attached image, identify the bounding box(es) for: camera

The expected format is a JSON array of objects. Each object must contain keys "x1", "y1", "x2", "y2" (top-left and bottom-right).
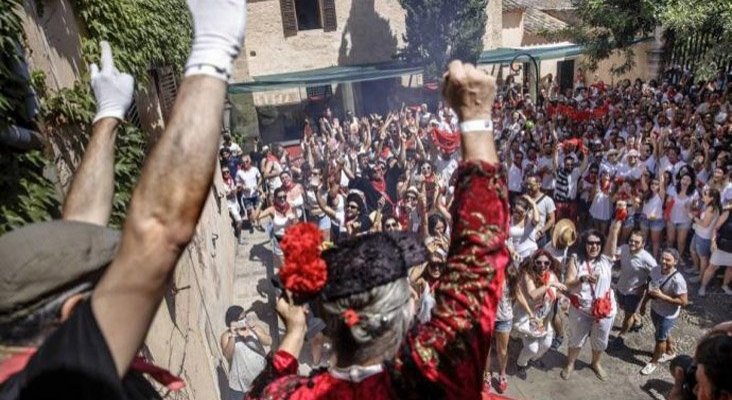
[{"x1": 669, "y1": 354, "x2": 697, "y2": 400}]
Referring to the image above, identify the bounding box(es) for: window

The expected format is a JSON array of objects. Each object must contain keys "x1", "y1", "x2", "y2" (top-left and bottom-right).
[
  {"x1": 280, "y1": 0, "x2": 337, "y2": 37},
  {"x1": 295, "y1": 0, "x2": 321, "y2": 31}
]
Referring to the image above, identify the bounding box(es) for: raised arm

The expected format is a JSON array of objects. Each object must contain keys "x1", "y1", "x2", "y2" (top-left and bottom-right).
[
  {"x1": 62, "y1": 42, "x2": 134, "y2": 226},
  {"x1": 605, "y1": 219, "x2": 622, "y2": 259},
  {"x1": 91, "y1": 0, "x2": 247, "y2": 376},
  {"x1": 398, "y1": 61, "x2": 509, "y2": 398}
]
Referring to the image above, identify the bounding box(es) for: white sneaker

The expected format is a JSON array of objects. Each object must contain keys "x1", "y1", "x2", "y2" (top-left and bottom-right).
[
  {"x1": 722, "y1": 285, "x2": 732, "y2": 295},
  {"x1": 658, "y1": 353, "x2": 676, "y2": 364},
  {"x1": 641, "y1": 362, "x2": 658, "y2": 375},
  {"x1": 698, "y1": 287, "x2": 706, "y2": 297}
]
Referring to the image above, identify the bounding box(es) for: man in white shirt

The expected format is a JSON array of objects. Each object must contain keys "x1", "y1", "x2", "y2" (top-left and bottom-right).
[
  {"x1": 606, "y1": 222, "x2": 657, "y2": 348},
  {"x1": 617, "y1": 149, "x2": 645, "y2": 182},
  {"x1": 235, "y1": 155, "x2": 262, "y2": 230},
  {"x1": 525, "y1": 173, "x2": 556, "y2": 247}
]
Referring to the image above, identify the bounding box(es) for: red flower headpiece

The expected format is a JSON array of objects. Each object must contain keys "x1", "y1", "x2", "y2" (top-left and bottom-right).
[{"x1": 279, "y1": 223, "x2": 327, "y2": 296}]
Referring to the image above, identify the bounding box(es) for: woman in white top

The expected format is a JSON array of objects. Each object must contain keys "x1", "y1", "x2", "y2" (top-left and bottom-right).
[
  {"x1": 695, "y1": 188, "x2": 721, "y2": 295},
  {"x1": 665, "y1": 172, "x2": 699, "y2": 262},
  {"x1": 508, "y1": 196, "x2": 541, "y2": 261},
  {"x1": 513, "y1": 250, "x2": 565, "y2": 379},
  {"x1": 562, "y1": 227, "x2": 617, "y2": 382},
  {"x1": 256, "y1": 187, "x2": 298, "y2": 267},
  {"x1": 640, "y1": 172, "x2": 666, "y2": 259},
  {"x1": 589, "y1": 171, "x2": 613, "y2": 234}
]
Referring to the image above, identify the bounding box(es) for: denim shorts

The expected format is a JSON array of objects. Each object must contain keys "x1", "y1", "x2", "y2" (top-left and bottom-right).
[
  {"x1": 641, "y1": 216, "x2": 665, "y2": 231},
  {"x1": 693, "y1": 235, "x2": 712, "y2": 258},
  {"x1": 670, "y1": 221, "x2": 692, "y2": 230},
  {"x1": 241, "y1": 196, "x2": 259, "y2": 209},
  {"x1": 309, "y1": 213, "x2": 331, "y2": 230},
  {"x1": 495, "y1": 319, "x2": 513, "y2": 333},
  {"x1": 651, "y1": 310, "x2": 677, "y2": 342},
  {"x1": 623, "y1": 213, "x2": 641, "y2": 228},
  {"x1": 616, "y1": 292, "x2": 642, "y2": 313}
]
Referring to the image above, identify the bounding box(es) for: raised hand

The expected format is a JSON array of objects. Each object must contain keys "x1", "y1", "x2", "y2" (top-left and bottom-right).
[
  {"x1": 90, "y1": 41, "x2": 134, "y2": 123},
  {"x1": 442, "y1": 61, "x2": 496, "y2": 122}
]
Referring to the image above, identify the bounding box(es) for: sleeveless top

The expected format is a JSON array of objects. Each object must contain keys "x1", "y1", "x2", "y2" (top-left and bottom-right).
[{"x1": 228, "y1": 337, "x2": 267, "y2": 393}]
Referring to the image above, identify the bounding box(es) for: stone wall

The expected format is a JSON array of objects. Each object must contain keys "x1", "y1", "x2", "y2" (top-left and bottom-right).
[
  {"x1": 144, "y1": 170, "x2": 238, "y2": 400},
  {"x1": 237, "y1": 0, "x2": 505, "y2": 82}
]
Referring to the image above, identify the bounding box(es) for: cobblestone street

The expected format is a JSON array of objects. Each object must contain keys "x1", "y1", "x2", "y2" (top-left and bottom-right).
[{"x1": 234, "y1": 230, "x2": 732, "y2": 400}]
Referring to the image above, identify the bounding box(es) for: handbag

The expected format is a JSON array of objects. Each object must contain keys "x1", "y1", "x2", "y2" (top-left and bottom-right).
[{"x1": 585, "y1": 261, "x2": 613, "y2": 320}]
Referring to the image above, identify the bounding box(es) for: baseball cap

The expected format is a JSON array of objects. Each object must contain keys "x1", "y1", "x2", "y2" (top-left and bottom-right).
[{"x1": 0, "y1": 220, "x2": 120, "y2": 324}]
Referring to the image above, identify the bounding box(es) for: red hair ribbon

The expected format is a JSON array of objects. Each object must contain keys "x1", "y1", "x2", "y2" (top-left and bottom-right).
[{"x1": 342, "y1": 309, "x2": 360, "y2": 327}]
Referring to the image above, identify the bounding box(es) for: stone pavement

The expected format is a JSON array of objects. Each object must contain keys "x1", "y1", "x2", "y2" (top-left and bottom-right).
[{"x1": 233, "y1": 230, "x2": 732, "y2": 399}]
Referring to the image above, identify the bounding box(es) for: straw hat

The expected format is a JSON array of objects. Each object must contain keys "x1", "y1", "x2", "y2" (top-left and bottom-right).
[{"x1": 552, "y1": 219, "x2": 577, "y2": 249}]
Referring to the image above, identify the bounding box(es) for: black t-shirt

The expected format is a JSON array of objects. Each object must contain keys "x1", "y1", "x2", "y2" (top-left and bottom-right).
[{"x1": 0, "y1": 301, "x2": 160, "y2": 400}]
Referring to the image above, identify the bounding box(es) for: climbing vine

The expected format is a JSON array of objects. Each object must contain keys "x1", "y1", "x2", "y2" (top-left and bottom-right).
[
  {"x1": 0, "y1": 0, "x2": 192, "y2": 232},
  {"x1": 0, "y1": 0, "x2": 60, "y2": 234}
]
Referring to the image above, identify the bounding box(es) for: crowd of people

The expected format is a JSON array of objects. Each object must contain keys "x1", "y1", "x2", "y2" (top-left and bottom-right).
[
  {"x1": 218, "y1": 66, "x2": 732, "y2": 395},
  {"x1": 1, "y1": 0, "x2": 730, "y2": 399}
]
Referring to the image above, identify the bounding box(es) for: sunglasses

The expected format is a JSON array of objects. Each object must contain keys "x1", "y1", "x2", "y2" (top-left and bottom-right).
[
  {"x1": 385, "y1": 222, "x2": 399, "y2": 229},
  {"x1": 535, "y1": 259, "x2": 551, "y2": 266},
  {"x1": 586, "y1": 240, "x2": 602, "y2": 246}
]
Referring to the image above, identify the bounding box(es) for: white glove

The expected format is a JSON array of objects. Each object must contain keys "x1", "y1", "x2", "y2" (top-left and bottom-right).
[
  {"x1": 90, "y1": 41, "x2": 134, "y2": 124},
  {"x1": 185, "y1": 0, "x2": 247, "y2": 81}
]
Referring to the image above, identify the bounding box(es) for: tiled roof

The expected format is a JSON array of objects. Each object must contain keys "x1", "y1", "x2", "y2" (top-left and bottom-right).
[
  {"x1": 502, "y1": 0, "x2": 525, "y2": 12},
  {"x1": 514, "y1": 0, "x2": 574, "y2": 10},
  {"x1": 524, "y1": 7, "x2": 568, "y2": 34}
]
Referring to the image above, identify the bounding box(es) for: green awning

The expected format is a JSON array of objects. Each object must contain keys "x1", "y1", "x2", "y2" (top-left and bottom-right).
[
  {"x1": 229, "y1": 38, "x2": 651, "y2": 94},
  {"x1": 228, "y1": 61, "x2": 422, "y2": 94}
]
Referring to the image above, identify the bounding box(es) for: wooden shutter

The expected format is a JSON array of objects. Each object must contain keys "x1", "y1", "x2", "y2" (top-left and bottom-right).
[
  {"x1": 153, "y1": 66, "x2": 178, "y2": 122},
  {"x1": 280, "y1": 0, "x2": 298, "y2": 37},
  {"x1": 321, "y1": 0, "x2": 337, "y2": 32}
]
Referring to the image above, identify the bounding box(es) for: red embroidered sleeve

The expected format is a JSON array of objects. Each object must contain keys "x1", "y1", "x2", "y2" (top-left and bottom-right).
[
  {"x1": 272, "y1": 350, "x2": 299, "y2": 375},
  {"x1": 396, "y1": 160, "x2": 510, "y2": 399}
]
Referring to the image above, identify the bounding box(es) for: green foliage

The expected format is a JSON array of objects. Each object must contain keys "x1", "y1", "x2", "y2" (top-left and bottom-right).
[
  {"x1": 0, "y1": 150, "x2": 61, "y2": 234},
  {"x1": 0, "y1": 0, "x2": 30, "y2": 129},
  {"x1": 70, "y1": 0, "x2": 192, "y2": 84},
  {"x1": 565, "y1": 0, "x2": 732, "y2": 78},
  {"x1": 399, "y1": 0, "x2": 488, "y2": 81},
  {"x1": 1, "y1": 0, "x2": 192, "y2": 232}
]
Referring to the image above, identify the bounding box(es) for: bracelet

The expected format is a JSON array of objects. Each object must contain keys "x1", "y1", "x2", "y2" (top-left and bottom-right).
[{"x1": 459, "y1": 119, "x2": 493, "y2": 133}]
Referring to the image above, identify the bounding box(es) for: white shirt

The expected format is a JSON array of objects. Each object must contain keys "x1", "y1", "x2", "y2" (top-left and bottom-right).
[
  {"x1": 616, "y1": 161, "x2": 644, "y2": 181},
  {"x1": 235, "y1": 167, "x2": 261, "y2": 197},
  {"x1": 538, "y1": 156, "x2": 555, "y2": 190},
  {"x1": 508, "y1": 163, "x2": 524, "y2": 192}
]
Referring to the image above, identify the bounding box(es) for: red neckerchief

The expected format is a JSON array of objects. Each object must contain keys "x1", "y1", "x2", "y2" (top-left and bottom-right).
[
  {"x1": 274, "y1": 201, "x2": 291, "y2": 215},
  {"x1": 371, "y1": 177, "x2": 386, "y2": 194},
  {"x1": 0, "y1": 348, "x2": 185, "y2": 391},
  {"x1": 282, "y1": 181, "x2": 295, "y2": 192}
]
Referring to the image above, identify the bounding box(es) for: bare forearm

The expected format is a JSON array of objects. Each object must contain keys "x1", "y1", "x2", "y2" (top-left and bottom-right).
[
  {"x1": 462, "y1": 131, "x2": 499, "y2": 163},
  {"x1": 92, "y1": 76, "x2": 226, "y2": 376},
  {"x1": 131, "y1": 76, "x2": 225, "y2": 237},
  {"x1": 63, "y1": 118, "x2": 119, "y2": 225}
]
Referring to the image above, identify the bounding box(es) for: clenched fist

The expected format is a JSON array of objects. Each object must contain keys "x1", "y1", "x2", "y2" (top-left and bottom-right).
[{"x1": 442, "y1": 61, "x2": 496, "y2": 122}]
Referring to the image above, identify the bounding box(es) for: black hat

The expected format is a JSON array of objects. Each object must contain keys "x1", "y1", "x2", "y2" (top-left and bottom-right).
[{"x1": 320, "y1": 232, "x2": 428, "y2": 301}]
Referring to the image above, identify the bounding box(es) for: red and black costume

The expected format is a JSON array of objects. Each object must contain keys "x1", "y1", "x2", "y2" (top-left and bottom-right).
[{"x1": 247, "y1": 160, "x2": 511, "y2": 400}]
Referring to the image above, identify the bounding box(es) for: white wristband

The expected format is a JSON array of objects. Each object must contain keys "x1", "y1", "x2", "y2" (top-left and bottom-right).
[{"x1": 459, "y1": 119, "x2": 493, "y2": 133}]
